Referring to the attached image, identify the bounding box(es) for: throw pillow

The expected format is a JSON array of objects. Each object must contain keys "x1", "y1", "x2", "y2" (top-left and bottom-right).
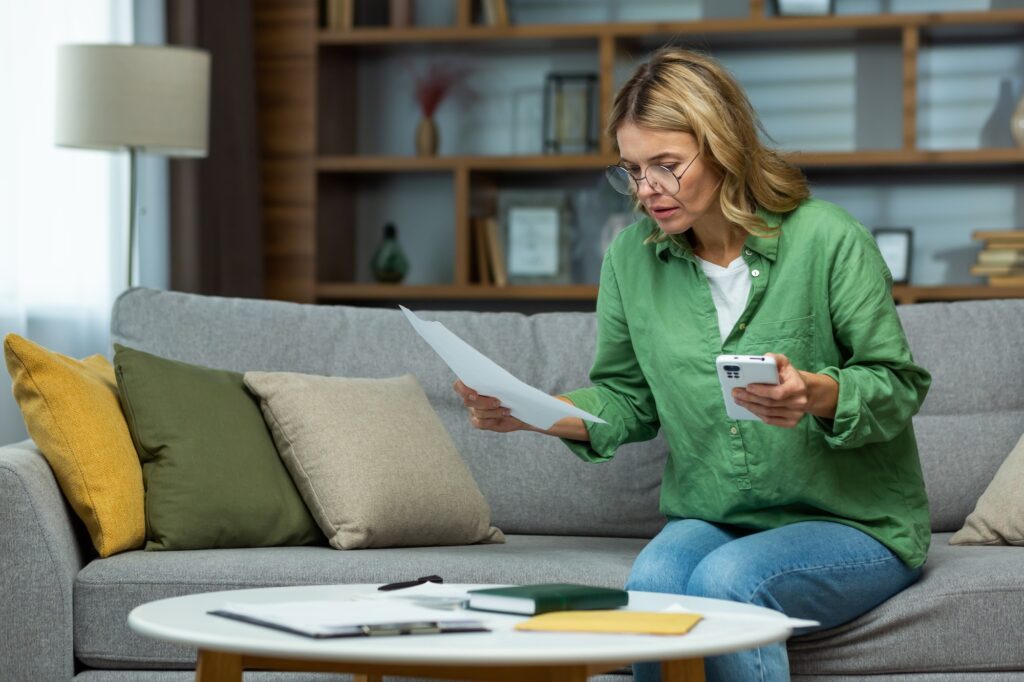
[
  {"x1": 3, "y1": 334, "x2": 144, "y2": 557},
  {"x1": 950, "y1": 432, "x2": 1024, "y2": 546},
  {"x1": 113, "y1": 345, "x2": 322, "y2": 550},
  {"x1": 243, "y1": 371, "x2": 505, "y2": 550}
]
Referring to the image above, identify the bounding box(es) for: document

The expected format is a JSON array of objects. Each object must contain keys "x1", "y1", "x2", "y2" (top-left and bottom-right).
[
  {"x1": 208, "y1": 600, "x2": 488, "y2": 638},
  {"x1": 400, "y1": 306, "x2": 605, "y2": 430},
  {"x1": 662, "y1": 603, "x2": 819, "y2": 629}
]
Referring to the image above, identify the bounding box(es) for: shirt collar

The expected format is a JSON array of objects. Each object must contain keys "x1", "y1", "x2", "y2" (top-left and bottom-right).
[{"x1": 653, "y1": 207, "x2": 783, "y2": 263}]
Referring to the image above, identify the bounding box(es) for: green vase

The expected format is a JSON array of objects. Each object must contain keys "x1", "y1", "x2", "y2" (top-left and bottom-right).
[{"x1": 371, "y1": 223, "x2": 409, "y2": 284}]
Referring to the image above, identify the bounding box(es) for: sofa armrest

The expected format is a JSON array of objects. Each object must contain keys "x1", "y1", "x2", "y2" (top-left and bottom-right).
[{"x1": 0, "y1": 440, "x2": 85, "y2": 681}]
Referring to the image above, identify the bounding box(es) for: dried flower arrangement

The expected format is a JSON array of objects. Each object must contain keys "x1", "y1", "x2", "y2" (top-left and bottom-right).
[{"x1": 409, "y1": 61, "x2": 474, "y2": 118}]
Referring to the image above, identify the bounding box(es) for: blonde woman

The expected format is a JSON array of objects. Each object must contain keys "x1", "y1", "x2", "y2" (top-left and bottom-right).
[{"x1": 455, "y1": 48, "x2": 930, "y2": 682}]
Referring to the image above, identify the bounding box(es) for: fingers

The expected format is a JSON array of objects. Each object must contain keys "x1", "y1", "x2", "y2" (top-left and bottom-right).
[{"x1": 452, "y1": 380, "x2": 502, "y2": 410}]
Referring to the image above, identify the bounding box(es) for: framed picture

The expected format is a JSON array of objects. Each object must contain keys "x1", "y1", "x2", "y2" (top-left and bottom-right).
[
  {"x1": 873, "y1": 228, "x2": 913, "y2": 284},
  {"x1": 775, "y1": 0, "x2": 833, "y2": 16},
  {"x1": 497, "y1": 192, "x2": 572, "y2": 284}
]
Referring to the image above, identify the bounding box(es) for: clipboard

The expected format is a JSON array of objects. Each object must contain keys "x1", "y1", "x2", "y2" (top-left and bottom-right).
[{"x1": 208, "y1": 609, "x2": 489, "y2": 639}]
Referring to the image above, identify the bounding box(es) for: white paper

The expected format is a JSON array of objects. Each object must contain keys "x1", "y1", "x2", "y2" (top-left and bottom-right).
[
  {"x1": 216, "y1": 600, "x2": 477, "y2": 636},
  {"x1": 662, "y1": 603, "x2": 820, "y2": 629},
  {"x1": 400, "y1": 306, "x2": 605, "y2": 430}
]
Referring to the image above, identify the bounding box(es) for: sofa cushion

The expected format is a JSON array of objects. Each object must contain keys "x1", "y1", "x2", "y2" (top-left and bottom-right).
[
  {"x1": 73, "y1": 534, "x2": 647, "y2": 668},
  {"x1": 950, "y1": 431, "x2": 1024, "y2": 546},
  {"x1": 3, "y1": 334, "x2": 144, "y2": 557},
  {"x1": 111, "y1": 288, "x2": 668, "y2": 539},
  {"x1": 113, "y1": 345, "x2": 322, "y2": 551},
  {"x1": 243, "y1": 371, "x2": 504, "y2": 550},
  {"x1": 789, "y1": 532, "x2": 1024, "y2": 676}
]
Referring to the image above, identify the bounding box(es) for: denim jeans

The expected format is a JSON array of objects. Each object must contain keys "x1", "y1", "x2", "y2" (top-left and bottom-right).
[{"x1": 626, "y1": 519, "x2": 922, "y2": 682}]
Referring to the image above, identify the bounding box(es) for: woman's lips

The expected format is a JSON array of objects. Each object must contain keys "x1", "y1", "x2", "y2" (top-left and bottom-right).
[{"x1": 650, "y1": 205, "x2": 679, "y2": 218}]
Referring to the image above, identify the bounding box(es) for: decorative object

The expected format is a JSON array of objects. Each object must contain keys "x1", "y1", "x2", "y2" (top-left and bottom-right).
[
  {"x1": 371, "y1": 222, "x2": 410, "y2": 283},
  {"x1": 498, "y1": 192, "x2": 573, "y2": 284},
  {"x1": 3, "y1": 334, "x2": 144, "y2": 557},
  {"x1": 389, "y1": 0, "x2": 414, "y2": 27},
  {"x1": 409, "y1": 61, "x2": 472, "y2": 156},
  {"x1": 873, "y1": 228, "x2": 914, "y2": 284},
  {"x1": 950, "y1": 431, "x2": 1024, "y2": 546},
  {"x1": 1012, "y1": 86, "x2": 1024, "y2": 147},
  {"x1": 243, "y1": 371, "x2": 505, "y2": 550},
  {"x1": 113, "y1": 344, "x2": 322, "y2": 551},
  {"x1": 775, "y1": 0, "x2": 832, "y2": 15},
  {"x1": 55, "y1": 44, "x2": 210, "y2": 288},
  {"x1": 980, "y1": 78, "x2": 1017, "y2": 149},
  {"x1": 542, "y1": 72, "x2": 599, "y2": 155}
]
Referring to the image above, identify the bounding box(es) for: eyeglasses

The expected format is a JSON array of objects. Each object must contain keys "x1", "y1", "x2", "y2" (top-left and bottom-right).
[{"x1": 605, "y1": 153, "x2": 700, "y2": 196}]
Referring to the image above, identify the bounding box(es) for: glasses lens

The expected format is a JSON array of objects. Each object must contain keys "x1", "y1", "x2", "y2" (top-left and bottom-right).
[
  {"x1": 605, "y1": 166, "x2": 634, "y2": 195},
  {"x1": 648, "y1": 166, "x2": 679, "y2": 195}
]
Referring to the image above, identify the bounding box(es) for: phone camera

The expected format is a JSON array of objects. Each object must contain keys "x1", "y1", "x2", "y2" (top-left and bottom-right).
[{"x1": 724, "y1": 364, "x2": 741, "y2": 379}]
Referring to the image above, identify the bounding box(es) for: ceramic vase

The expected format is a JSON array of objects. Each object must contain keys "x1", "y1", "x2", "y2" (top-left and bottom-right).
[
  {"x1": 416, "y1": 116, "x2": 438, "y2": 156},
  {"x1": 371, "y1": 223, "x2": 409, "y2": 284}
]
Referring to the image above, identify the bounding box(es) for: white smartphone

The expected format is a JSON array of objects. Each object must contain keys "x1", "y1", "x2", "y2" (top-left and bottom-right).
[{"x1": 715, "y1": 354, "x2": 780, "y2": 421}]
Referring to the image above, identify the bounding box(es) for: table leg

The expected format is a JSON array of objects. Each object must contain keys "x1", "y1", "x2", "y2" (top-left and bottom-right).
[
  {"x1": 661, "y1": 658, "x2": 705, "y2": 682},
  {"x1": 195, "y1": 649, "x2": 242, "y2": 682}
]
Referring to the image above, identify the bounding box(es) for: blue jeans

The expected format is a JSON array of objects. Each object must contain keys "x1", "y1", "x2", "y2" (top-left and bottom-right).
[{"x1": 626, "y1": 519, "x2": 922, "y2": 682}]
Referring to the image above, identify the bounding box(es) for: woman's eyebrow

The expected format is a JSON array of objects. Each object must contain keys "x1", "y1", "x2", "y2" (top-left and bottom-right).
[{"x1": 619, "y1": 152, "x2": 689, "y2": 165}]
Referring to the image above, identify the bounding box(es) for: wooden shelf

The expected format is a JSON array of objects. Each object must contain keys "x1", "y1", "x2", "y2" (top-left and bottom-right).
[
  {"x1": 315, "y1": 284, "x2": 600, "y2": 301},
  {"x1": 316, "y1": 149, "x2": 1024, "y2": 174},
  {"x1": 317, "y1": 9, "x2": 1024, "y2": 46},
  {"x1": 313, "y1": 283, "x2": 1023, "y2": 305}
]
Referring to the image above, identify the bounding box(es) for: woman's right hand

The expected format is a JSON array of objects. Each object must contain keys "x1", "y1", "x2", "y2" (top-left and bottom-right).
[{"x1": 453, "y1": 380, "x2": 531, "y2": 433}]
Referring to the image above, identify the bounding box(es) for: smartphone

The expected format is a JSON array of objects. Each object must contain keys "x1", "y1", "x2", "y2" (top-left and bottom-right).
[{"x1": 715, "y1": 354, "x2": 780, "y2": 421}]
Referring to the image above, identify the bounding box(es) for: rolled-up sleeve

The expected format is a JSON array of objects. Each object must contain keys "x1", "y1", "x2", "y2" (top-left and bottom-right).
[
  {"x1": 561, "y1": 251, "x2": 659, "y2": 462},
  {"x1": 813, "y1": 225, "x2": 931, "y2": 449}
]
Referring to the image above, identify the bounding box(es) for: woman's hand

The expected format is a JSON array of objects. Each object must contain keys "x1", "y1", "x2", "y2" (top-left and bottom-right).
[
  {"x1": 453, "y1": 380, "x2": 531, "y2": 433},
  {"x1": 732, "y1": 353, "x2": 838, "y2": 427}
]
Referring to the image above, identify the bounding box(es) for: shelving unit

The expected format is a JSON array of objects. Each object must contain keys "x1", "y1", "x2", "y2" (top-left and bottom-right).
[{"x1": 254, "y1": 0, "x2": 1024, "y2": 307}]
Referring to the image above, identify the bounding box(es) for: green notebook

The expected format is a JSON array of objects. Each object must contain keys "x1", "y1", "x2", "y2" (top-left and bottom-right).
[{"x1": 466, "y1": 583, "x2": 629, "y2": 615}]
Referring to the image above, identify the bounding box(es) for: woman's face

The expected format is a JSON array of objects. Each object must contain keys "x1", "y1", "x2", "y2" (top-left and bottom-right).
[{"x1": 615, "y1": 122, "x2": 722, "y2": 235}]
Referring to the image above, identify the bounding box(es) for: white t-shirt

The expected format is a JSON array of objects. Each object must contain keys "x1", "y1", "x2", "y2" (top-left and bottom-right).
[{"x1": 697, "y1": 256, "x2": 751, "y2": 344}]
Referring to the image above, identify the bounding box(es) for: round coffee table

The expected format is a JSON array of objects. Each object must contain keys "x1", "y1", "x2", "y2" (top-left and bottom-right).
[{"x1": 128, "y1": 584, "x2": 793, "y2": 682}]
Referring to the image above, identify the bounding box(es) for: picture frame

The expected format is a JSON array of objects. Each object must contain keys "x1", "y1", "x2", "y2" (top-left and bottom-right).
[
  {"x1": 873, "y1": 228, "x2": 914, "y2": 284},
  {"x1": 542, "y1": 72, "x2": 598, "y2": 155},
  {"x1": 775, "y1": 0, "x2": 833, "y2": 16},
  {"x1": 497, "y1": 192, "x2": 573, "y2": 284}
]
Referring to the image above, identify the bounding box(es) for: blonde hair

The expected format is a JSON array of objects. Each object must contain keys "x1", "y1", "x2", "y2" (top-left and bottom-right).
[{"x1": 608, "y1": 48, "x2": 809, "y2": 240}]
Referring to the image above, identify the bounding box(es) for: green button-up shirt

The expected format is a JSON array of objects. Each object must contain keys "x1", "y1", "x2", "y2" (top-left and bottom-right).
[{"x1": 562, "y1": 199, "x2": 931, "y2": 568}]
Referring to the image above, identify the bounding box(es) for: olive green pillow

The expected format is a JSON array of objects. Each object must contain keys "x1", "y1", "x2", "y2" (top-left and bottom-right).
[{"x1": 114, "y1": 345, "x2": 322, "y2": 551}]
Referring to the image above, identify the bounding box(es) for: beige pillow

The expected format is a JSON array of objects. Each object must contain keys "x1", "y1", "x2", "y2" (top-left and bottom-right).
[
  {"x1": 950, "y1": 432, "x2": 1024, "y2": 546},
  {"x1": 243, "y1": 371, "x2": 504, "y2": 550}
]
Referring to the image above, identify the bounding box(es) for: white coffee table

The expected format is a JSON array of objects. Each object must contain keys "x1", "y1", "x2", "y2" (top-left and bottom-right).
[{"x1": 128, "y1": 584, "x2": 794, "y2": 682}]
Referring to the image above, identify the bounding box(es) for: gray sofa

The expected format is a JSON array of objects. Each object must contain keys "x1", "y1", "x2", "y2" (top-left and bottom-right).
[{"x1": 2, "y1": 287, "x2": 1022, "y2": 681}]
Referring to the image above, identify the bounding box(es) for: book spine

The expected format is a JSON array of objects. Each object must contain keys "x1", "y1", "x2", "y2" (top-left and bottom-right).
[{"x1": 535, "y1": 592, "x2": 628, "y2": 613}]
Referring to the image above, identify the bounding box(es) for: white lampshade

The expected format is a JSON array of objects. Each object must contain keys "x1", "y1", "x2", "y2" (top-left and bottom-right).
[{"x1": 55, "y1": 44, "x2": 210, "y2": 157}]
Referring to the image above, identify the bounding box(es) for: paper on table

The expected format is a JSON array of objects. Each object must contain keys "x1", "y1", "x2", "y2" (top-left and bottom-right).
[
  {"x1": 661, "y1": 603, "x2": 819, "y2": 629},
  {"x1": 400, "y1": 305, "x2": 605, "y2": 430}
]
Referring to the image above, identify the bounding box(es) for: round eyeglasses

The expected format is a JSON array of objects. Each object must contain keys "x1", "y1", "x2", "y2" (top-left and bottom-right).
[{"x1": 604, "y1": 153, "x2": 700, "y2": 196}]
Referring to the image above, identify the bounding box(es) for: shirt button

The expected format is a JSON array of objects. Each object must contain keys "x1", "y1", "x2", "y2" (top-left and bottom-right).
[
  {"x1": 730, "y1": 426, "x2": 738, "y2": 435},
  {"x1": 738, "y1": 322, "x2": 746, "y2": 330},
  {"x1": 745, "y1": 249, "x2": 752, "y2": 255},
  {"x1": 751, "y1": 269, "x2": 761, "y2": 277}
]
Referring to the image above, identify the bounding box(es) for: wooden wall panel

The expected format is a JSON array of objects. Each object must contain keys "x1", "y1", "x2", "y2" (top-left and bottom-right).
[{"x1": 254, "y1": 0, "x2": 317, "y2": 302}]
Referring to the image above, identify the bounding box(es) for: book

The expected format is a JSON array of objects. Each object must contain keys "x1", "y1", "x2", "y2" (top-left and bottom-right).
[
  {"x1": 484, "y1": 217, "x2": 508, "y2": 287},
  {"x1": 987, "y1": 275, "x2": 1024, "y2": 288},
  {"x1": 472, "y1": 218, "x2": 492, "y2": 285},
  {"x1": 969, "y1": 265, "x2": 1024, "y2": 277},
  {"x1": 327, "y1": 0, "x2": 354, "y2": 30},
  {"x1": 977, "y1": 248, "x2": 1024, "y2": 267},
  {"x1": 466, "y1": 584, "x2": 628, "y2": 615},
  {"x1": 515, "y1": 610, "x2": 703, "y2": 635},
  {"x1": 972, "y1": 229, "x2": 1024, "y2": 249}
]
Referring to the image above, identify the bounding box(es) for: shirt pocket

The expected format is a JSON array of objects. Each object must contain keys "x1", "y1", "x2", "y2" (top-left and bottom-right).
[{"x1": 739, "y1": 314, "x2": 816, "y2": 369}]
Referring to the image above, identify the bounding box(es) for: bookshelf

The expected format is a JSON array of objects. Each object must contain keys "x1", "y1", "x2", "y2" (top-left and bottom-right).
[{"x1": 254, "y1": 1, "x2": 1024, "y2": 307}]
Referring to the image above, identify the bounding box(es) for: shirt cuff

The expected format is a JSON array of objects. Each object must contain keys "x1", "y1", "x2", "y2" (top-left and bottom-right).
[
  {"x1": 811, "y1": 367, "x2": 864, "y2": 449},
  {"x1": 557, "y1": 388, "x2": 629, "y2": 463}
]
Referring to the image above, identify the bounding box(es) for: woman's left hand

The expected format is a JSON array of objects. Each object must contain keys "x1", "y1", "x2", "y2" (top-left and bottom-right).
[{"x1": 732, "y1": 352, "x2": 809, "y2": 428}]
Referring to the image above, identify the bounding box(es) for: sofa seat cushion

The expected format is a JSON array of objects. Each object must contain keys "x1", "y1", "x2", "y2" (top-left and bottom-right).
[
  {"x1": 73, "y1": 534, "x2": 647, "y2": 669},
  {"x1": 789, "y1": 533, "x2": 1024, "y2": 676}
]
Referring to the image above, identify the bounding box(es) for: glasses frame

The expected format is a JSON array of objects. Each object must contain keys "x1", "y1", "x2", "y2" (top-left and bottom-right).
[{"x1": 605, "y1": 152, "x2": 701, "y2": 196}]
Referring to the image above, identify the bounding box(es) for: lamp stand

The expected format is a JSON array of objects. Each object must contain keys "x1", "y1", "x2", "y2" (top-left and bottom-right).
[{"x1": 127, "y1": 147, "x2": 138, "y2": 289}]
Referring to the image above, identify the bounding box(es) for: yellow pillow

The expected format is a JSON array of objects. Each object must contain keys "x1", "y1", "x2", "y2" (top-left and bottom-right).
[{"x1": 3, "y1": 333, "x2": 144, "y2": 557}]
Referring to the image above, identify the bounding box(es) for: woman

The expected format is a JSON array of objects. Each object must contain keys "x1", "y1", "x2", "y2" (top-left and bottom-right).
[{"x1": 454, "y1": 48, "x2": 931, "y2": 682}]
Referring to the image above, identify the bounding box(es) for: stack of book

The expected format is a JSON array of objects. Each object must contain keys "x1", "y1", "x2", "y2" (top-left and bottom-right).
[
  {"x1": 971, "y1": 230, "x2": 1024, "y2": 287},
  {"x1": 471, "y1": 217, "x2": 508, "y2": 287}
]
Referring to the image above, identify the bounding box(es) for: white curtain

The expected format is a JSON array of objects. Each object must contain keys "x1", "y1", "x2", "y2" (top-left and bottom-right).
[{"x1": 0, "y1": 1, "x2": 133, "y2": 444}]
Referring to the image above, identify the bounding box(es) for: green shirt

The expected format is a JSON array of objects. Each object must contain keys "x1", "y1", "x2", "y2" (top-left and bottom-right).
[{"x1": 562, "y1": 199, "x2": 932, "y2": 568}]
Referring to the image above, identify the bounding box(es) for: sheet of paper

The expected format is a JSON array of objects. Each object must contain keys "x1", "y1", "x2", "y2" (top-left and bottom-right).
[
  {"x1": 400, "y1": 306, "x2": 605, "y2": 430},
  {"x1": 661, "y1": 603, "x2": 819, "y2": 629}
]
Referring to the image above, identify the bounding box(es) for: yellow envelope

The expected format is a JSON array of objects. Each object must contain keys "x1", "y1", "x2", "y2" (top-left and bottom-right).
[{"x1": 514, "y1": 610, "x2": 703, "y2": 635}]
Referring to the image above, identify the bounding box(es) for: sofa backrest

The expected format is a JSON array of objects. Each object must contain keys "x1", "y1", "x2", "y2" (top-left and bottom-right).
[
  {"x1": 111, "y1": 288, "x2": 668, "y2": 539},
  {"x1": 112, "y1": 289, "x2": 1024, "y2": 537},
  {"x1": 897, "y1": 299, "x2": 1024, "y2": 531}
]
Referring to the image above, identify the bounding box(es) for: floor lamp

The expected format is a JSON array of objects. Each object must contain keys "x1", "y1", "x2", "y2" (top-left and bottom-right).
[{"x1": 55, "y1": 44, "x2": 210, "y2": 289}]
